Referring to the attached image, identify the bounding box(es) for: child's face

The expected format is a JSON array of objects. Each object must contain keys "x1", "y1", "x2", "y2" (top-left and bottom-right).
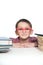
[{"x1": 16, "y1": 22, "x2": 33, "y2": 39}]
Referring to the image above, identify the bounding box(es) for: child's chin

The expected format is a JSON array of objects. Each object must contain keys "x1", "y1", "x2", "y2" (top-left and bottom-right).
[{"x1": 21, "y1": 37, "x2": 29, "y2": 40}]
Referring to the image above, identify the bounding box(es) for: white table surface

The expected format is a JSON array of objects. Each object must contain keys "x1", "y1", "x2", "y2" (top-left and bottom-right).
[{"x1": 0, "y1": 47, "x2": 43, "y2": 65}]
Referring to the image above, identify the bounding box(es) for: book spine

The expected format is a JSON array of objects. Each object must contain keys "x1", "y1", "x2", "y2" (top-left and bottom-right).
[{"x1": 0, "y1": 40, "x2": 12, "y2": 45}]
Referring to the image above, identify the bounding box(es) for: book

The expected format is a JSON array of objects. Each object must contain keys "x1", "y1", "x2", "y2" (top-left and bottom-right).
[{"x1": 0, "y1": 37, "x2": 12, "y2": 53}]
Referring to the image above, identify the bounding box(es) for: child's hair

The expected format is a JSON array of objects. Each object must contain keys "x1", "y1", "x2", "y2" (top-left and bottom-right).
[{"x1": 15, "y1": 19, "x2": 32, "y2": 28}]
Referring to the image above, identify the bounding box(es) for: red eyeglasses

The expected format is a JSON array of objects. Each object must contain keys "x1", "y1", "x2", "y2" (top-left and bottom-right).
[{"x1": 16, "y1": 28, "x2": 33, "y2": 31}]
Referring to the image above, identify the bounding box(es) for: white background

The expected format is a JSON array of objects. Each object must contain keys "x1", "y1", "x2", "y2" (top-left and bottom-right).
[{"x1": 0, "y1": 0, "x2": 43, "y2": 38}]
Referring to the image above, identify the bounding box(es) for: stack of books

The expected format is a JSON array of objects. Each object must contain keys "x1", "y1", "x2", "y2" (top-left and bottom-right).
[
  {"x1": 0, "y1": 37, "x2": 12, "y2": 53},
  {"x1": 35, "y1": 33, "x2": 43, "y2": 51}
]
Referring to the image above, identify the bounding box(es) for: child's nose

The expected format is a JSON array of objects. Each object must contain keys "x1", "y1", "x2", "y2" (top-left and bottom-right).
[{"x1": 22, "y1": 29, "x2": 26, "y2": 32}]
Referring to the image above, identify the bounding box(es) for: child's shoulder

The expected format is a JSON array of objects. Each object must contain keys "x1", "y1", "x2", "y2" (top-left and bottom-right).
[
  {"x1": 30, "y1": 37, "x2": 37, "y2": 40},
  {"x1": 29, "y1": 37, "x2": 38, "y2": 42},
  {"x1": 10, "y1": 37, "x2": 19, "y2": 43}
]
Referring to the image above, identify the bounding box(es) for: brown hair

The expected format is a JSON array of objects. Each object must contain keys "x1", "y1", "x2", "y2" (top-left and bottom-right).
[{"x1": 15, "y1": 19, "x2": 32, "y2": 28}]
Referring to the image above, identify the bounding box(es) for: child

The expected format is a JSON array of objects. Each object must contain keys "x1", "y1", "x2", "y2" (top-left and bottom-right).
[{"x1": 11, "y1": 19, "x2": 38, "y2": 48}]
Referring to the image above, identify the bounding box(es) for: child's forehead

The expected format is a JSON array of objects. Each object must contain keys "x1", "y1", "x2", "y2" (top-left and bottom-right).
[{"x1": 17, "y1": 22, "x2": 31, "y2": 28}]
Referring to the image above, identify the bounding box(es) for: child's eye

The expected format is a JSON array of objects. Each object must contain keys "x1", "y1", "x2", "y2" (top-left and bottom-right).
[
  {"x1": 18, "y1": 28, "x2": 23, "y2": 30},
  {"x1": 25, "y1": 28, "x2": 29, "y2": 30},
  {"x1": 25, "y1": 28, "x2": 32, "y2": 30},
  {"x1": 16, "y1": 28, "x2": 22, "y2": 30}
]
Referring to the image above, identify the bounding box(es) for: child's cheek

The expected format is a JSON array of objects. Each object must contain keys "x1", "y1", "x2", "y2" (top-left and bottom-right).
[{"x1": 29, "y1": 30, "x2": 32, "y2": 35}]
